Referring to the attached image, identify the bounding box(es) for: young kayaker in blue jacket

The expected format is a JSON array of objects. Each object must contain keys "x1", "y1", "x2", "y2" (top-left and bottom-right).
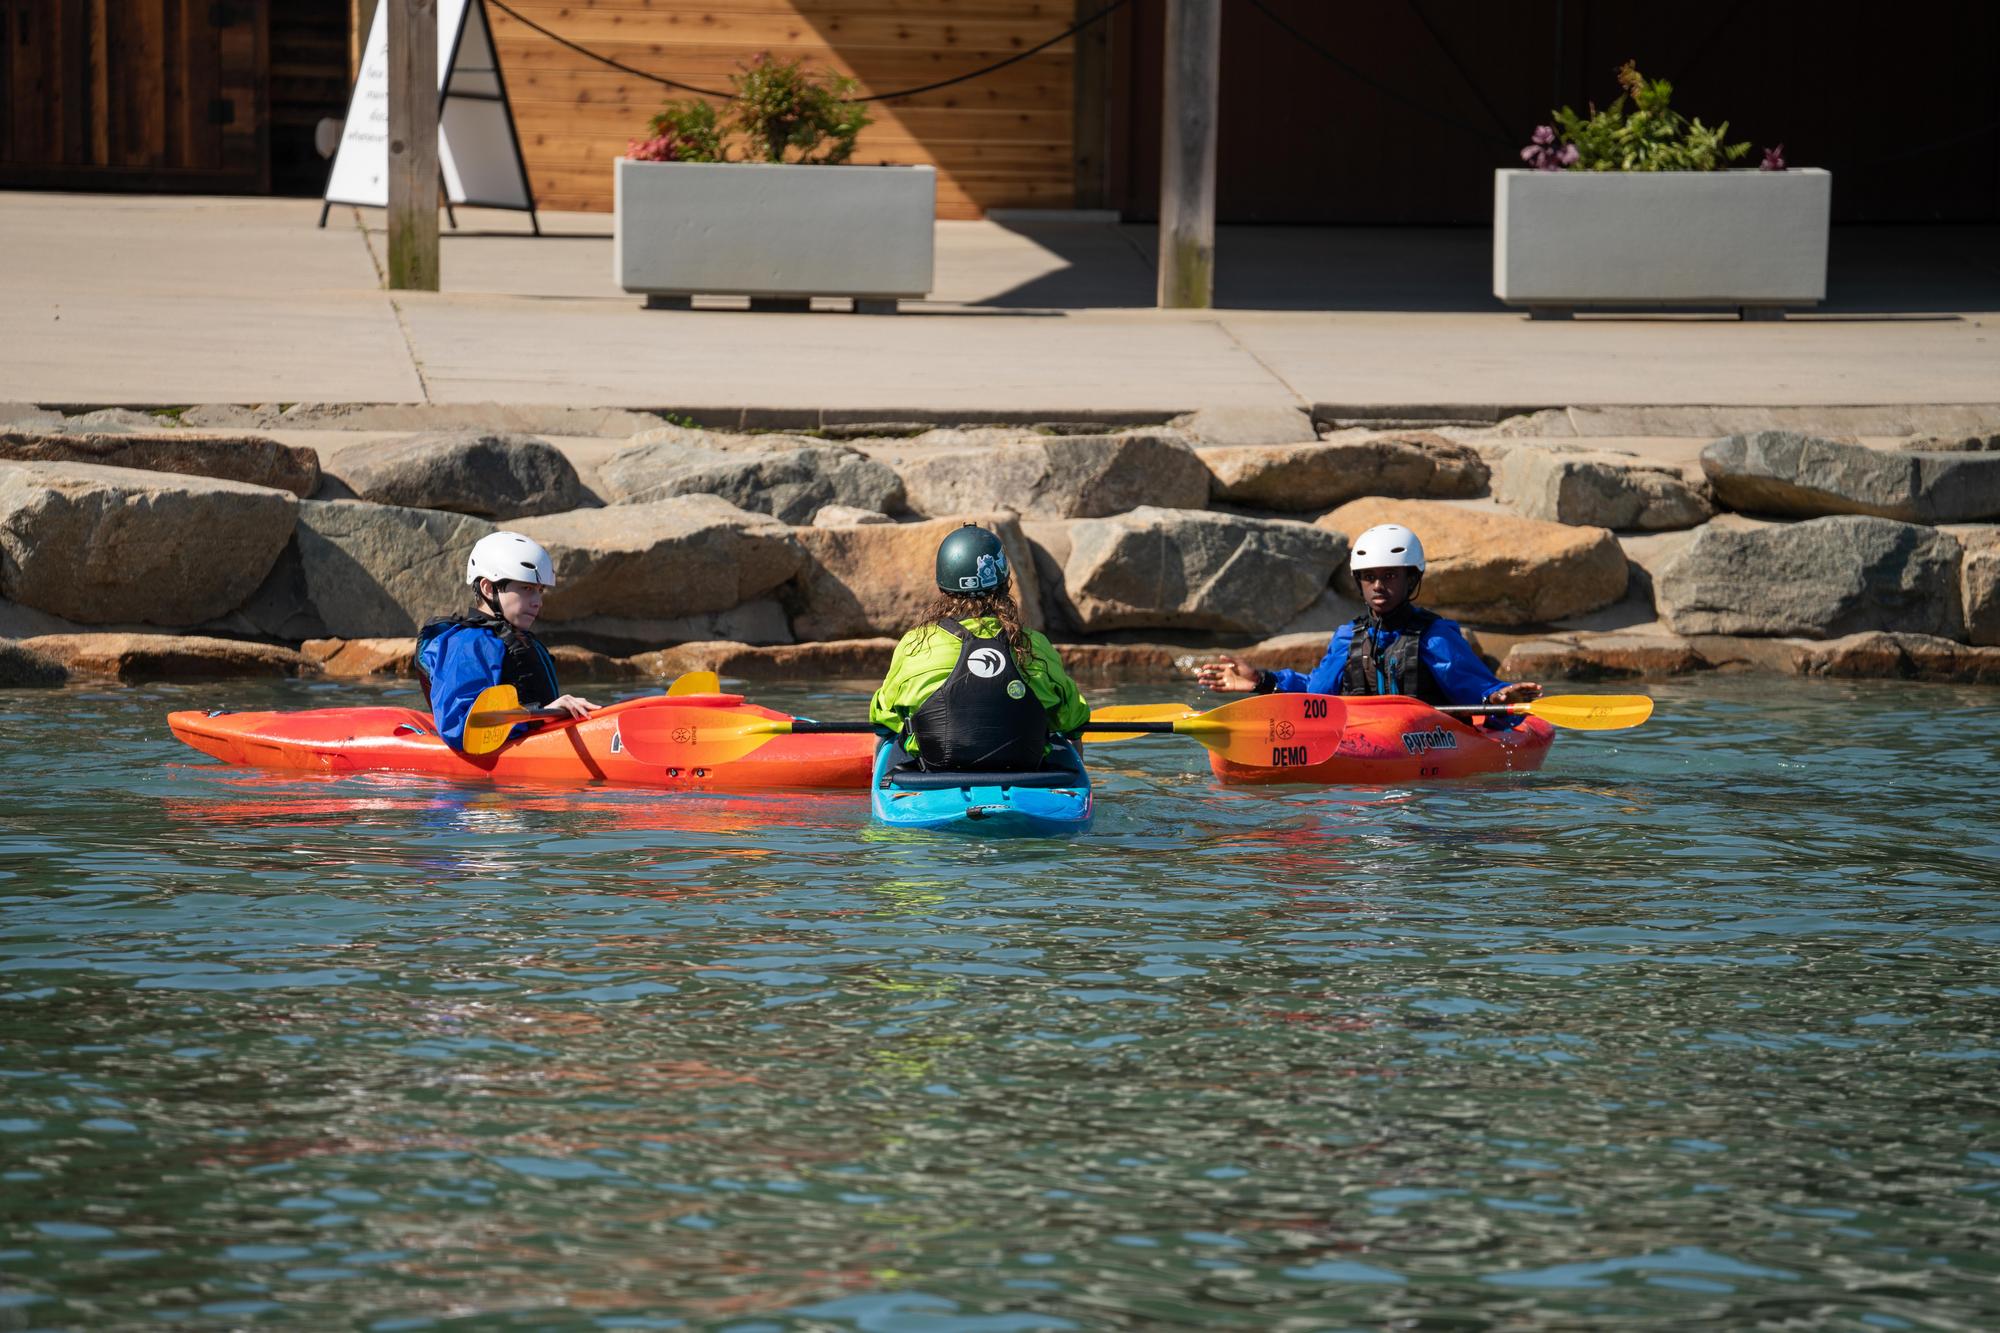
[
  {"x1": 1193, "y1": 522, "x2": 1541, "y2": 713},
  {"x1": 416, "y1": 531, "x2": 599, "y2": 750}
]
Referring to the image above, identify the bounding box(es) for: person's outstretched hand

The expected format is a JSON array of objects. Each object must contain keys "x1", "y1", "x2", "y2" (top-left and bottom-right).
[{"x1": 1193, "y1": 655, "x2": 1260, "y2": 693}]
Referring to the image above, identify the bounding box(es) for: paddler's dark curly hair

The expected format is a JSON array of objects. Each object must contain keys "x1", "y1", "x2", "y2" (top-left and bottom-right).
[{"x1": 916, "y1": 589, "x2": 1033, "y2": 663}]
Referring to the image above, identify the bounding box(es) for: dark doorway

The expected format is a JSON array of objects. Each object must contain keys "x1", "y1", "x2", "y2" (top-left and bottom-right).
[{"x1": 1109, "y1": 0, "x2": 2000, "y2": 224}]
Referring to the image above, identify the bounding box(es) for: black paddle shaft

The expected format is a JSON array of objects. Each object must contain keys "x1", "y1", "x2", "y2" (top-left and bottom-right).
[{"x1": 783, "y1": 721, "x2": 1169, "y2": 736}]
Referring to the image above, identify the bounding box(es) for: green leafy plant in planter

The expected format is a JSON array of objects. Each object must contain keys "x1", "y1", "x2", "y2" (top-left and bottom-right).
[
  {"x1": 1522, "y1": 60, "x2": 1772, "y2": 172},
  {"x1": 628, "y1": 53, "x2": 871, "y2": 165}
]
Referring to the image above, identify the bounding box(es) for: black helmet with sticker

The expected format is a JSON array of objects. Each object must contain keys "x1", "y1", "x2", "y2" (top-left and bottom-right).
[{"x1": 935, "y1": 523, "x2": 1009, "y2": 594}]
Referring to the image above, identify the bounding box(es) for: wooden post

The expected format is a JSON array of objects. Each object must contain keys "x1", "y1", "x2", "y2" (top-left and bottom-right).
[
  {"x1": 386, "y1": 0, "x2": 439, "y2": 292},
  {"x1": 1157, "y1": 0, "x2": 1219, "y2": 308}
]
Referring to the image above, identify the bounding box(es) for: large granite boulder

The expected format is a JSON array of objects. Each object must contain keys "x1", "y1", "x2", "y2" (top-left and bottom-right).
[
  {"x1": 1317, "y1": 498, "x2": 1628, "y2": 626},
  {"x1": 1495, "y1": 448, "x2": 1711, "y2": 531},
  {"x1": 515, "y1": 495, "x2": 804, "y2": 623},
  {"x1": 243, "y1": 500, "x2": 498, "y2": 640},
  {"x1": 790, "y1": 513, "x2": 1041, "y2": 641},
  {"x1": 1203, "y1": 433, "x2": 1488, "y2": 512},
  {"x1": 1656, "y1": 516, "x2": 1964, "y2": 639},
  {"x1": 896, "y1": 433, "x2": 1211, "y2": 519},
  {"x1": 0, "y1": 461, "x2": 296, "y2": 626},
  {"x1": 1944, "y1": 524, "x2": 2000, "y2": 646},
  {"x1": 1703, "y1": 432, "x2": 2000, "y2": 523},
  {"x1": 1796, "y1": 632, "x2": 2000, "y2": 683},
  {"x1": 1059, "y1": 507, "x2": 1345, "y2": 635},
  {"x1": 0, "y1": 404, "x2": 62, "y2": 431},
  {"x1": 598, "y1": 437, "x2": 903, "y2": 523},
  {"x1": 1168, "y1": 405, "x2": 1316, "y2": 446},
  {"x1": 20, "y1": 632, "x2": 312, "y2": 680},
  {"x1": 329, "y1": 431, "x2": 594, "y2": 519},
  {"x1": 0, "y1": 429, "x2": 321, "y2": 498},
  {"x1": 632, "y1": 637, "x2": 902, "y2": 682},
  {"x1": 0, "y1": 639, "x2": 68, "y2": 686}
]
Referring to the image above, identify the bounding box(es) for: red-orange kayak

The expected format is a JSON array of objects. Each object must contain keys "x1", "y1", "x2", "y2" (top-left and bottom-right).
[
  {"x1": 167, "y1": 693, "x2": 874, "y2": 790},
  {"x1": 1208, "y1": 695, "x2": 1555, "y2": 785}
]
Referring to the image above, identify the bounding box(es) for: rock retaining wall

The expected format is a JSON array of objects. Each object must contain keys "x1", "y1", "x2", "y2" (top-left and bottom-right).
[{"x1": 5, "y1": 402, "x2": 2000, "y2": 686}]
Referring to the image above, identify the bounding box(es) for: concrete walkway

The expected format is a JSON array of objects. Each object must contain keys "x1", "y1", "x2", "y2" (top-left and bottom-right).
[{"x1": 3, "y1": 192, "x2": 1997, "y2": 413}]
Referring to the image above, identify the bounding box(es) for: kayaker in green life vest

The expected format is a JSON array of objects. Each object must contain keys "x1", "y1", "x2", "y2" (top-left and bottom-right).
[
  {"x1": 1192, "y1": 522, "x2": 1542, "y2": 715},
  {"x1": 869, "y1": 524, "x2": 1090, "y2": 770}
]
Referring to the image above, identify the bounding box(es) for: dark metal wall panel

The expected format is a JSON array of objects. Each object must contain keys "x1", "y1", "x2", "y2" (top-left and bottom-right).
[{"x1": 1114, "y1": 0, "x2": 2000, "y2": 224}]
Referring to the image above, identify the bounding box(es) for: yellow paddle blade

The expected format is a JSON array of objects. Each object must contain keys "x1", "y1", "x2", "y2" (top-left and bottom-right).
[
  {"x1": 1174, "y1": 693, "x2": 1346, "y2": 767},
  {"x1": 1083, "y1": 702, "x2": 1195, "y2": 743},
  {"x1": 460, "y1": 685, "x2": 523, "y2": 756},
  {"x1": 1524, "y1": 693, "x2": 1655, "y2": 731},
  {"x1": 616, "y1": 706, "x2": 793, "y2": 766},
  {"x1": 667, "y1": 670, "x2": 722, "y2": 697}
]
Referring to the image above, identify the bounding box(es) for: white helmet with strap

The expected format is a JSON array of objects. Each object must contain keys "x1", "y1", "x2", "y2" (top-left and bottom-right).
[
  {"x1": 1349, "y1": 523, "x2": 1426, "y2": 572},
  {"x1": 466, "y1": 531, "x2": 556, "y2": 589}
]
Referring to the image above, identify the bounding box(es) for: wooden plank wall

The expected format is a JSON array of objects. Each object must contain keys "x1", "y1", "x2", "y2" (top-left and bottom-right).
[
  {"x1": 486, "y1": 0, "x2": 1077, "y2": 219},
  {"x1": 0, "y1": 0, "x2": 270, "y2": 193}
]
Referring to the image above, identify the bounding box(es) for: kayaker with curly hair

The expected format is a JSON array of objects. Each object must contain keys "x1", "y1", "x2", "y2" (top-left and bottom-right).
[
  {"x1": 869, "y1": 524, "x2": 1090, "y2": 770},
  {"x1": 416, "y1": 531, "x2": 600, "y2": 750},
  {"x1": 1193, "y1": 522, "x2": 1541, "y2": 713}
]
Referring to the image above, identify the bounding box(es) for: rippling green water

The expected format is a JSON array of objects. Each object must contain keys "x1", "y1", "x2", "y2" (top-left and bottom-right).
[{"x1": 3, "y1": 676, "x2": 1998, "y2": 1330}]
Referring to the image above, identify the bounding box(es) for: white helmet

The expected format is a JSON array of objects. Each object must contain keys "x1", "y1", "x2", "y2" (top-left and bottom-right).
[
  {"x1": 1349, "y1": 523, "x2": 1426, "y2": 572},
  {"x1": 466, "y1": 531, "x2": 556, "y2": 589}
]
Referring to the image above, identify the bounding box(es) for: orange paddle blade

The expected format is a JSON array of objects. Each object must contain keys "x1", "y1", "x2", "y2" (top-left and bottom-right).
[
  {"x1": 666, "y1": 670, "x2": 722, "y2": 697},
  {"x1": 615, "y1": 706, "x2": 791, "y2": 767},
  {"x1": 1176, "y1": 693, "x2": 1346, "y2": 767},
  {"x1": 460, "y1": 685, "x2": 524, "y2": 756},
  {"x1": 1522, "y1": 693, "x2": 1654, "y2": 730}
]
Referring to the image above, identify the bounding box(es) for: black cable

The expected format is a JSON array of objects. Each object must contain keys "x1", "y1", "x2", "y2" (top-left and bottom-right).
[
  {"x1": 486, "y1": 0, "x2": 1129, "y2": 104},
  {"x1": 487, "y1": 0, "x2": 730, "y2": 97},
  {"x1": 857, "y1": 0, "x2": 1129, "y2": 102},
  {"x1": 1244, "y1": 0, "x2": 1515, "y2": 148}
]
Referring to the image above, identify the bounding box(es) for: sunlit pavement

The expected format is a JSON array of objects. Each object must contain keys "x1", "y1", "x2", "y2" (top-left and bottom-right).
[{"x1": 3, "y1": 192, "x2": 1995, "y2": 412}]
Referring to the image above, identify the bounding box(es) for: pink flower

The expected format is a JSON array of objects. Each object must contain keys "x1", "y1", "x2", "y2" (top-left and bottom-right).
[{"x1": 627, "y1": 133, "x2": 682, "y2": 163}]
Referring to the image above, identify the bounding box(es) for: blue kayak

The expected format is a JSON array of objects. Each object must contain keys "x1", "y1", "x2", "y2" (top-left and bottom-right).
[{"x1": 870, "y1": 738, "x2": 1093, "y2": 836}]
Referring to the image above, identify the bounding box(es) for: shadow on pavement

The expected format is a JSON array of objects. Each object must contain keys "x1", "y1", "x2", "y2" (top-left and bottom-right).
[{"x1": 975, "y1": 221, "x2": 2000, "y2": 316}]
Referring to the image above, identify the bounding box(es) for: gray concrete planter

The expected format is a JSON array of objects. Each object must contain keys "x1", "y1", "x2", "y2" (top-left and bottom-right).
[
  {"x1": 614, "y1": 159, "x2": 936, "y2": 313},
  {"x1": 1493, "y1": 167, "x2": 1831, "y2": 318}
]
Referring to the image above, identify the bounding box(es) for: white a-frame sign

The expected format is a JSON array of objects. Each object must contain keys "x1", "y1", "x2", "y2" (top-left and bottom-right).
[{"x1": 320, "y1": 0, "x2": 539, "y2": 232}]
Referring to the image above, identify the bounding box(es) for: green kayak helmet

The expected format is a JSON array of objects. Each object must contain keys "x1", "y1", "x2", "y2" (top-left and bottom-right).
[{"x1": 936, "y1": 523, "x2": 1009, "y2": 594}]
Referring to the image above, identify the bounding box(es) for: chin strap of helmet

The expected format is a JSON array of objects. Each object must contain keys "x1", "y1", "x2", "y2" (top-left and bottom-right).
[{"x1": 475, "y1": 579, "x2": 512, "y2": 631}]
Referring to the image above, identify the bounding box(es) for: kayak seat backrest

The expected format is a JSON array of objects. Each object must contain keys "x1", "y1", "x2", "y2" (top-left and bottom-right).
[{"x1": 885, "y1": 740, "x2": 1086, "y2": 791}]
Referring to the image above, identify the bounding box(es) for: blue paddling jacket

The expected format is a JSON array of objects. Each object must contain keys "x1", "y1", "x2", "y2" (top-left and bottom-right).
[
  {"x1": 1268, "y1": 607, "x2": 1519, "y2": 718},
  {"x1": 415, "y1": 615, "x2": 560, "y2": 750}
]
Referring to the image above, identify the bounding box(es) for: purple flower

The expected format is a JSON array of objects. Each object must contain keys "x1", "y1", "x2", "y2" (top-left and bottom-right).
[
  {"x1": 1760, "y1": 143, "x2": 1786, "y2": 172},
  {"x1": 1520, "y1": 126, "x2": 1573, "y2": 172}
]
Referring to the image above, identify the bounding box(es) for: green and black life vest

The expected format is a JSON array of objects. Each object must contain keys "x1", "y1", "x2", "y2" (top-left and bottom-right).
[{"x1": 908, "y1": 619, "x2": 1047, "y2": 771}]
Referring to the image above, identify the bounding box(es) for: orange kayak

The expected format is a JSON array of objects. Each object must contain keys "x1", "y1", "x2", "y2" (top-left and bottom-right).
[
  {"x1": 167, "y1": 693, "x2": 874, "y2": 790},
  {"x1": 1208, "y1": 695, "x2": 1555, "y2": 785}
]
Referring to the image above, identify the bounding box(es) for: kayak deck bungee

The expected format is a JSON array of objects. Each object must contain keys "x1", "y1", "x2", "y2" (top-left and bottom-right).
[
  {"x1": 1207, "y1": 695, "x2": 1555, "y2": 785},
  {"x1": 870, "y1": 738, "x2": 1092, "y2": 835},
  {"x1": 167, "y1": 693, "x2": 874, "y2": 790}
]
